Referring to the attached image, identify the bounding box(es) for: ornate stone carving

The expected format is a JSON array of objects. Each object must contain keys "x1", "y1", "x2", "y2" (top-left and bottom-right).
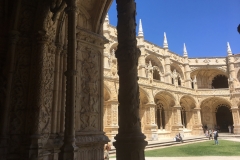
[{"x1": 78, "y1": 45, "x2": 100, "y2": 131}]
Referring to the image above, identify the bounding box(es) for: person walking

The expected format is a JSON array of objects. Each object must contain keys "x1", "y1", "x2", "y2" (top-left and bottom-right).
[
  {"x1": 213, "y1": 129, "x2": 219, "y2": 145},
  {"x1": 228, "y1": 125, "x2": 232, "y2": 134},
  {"x1": 208, "y1": 129, "x2": 213, "y2": 140},
  {"x1": 104, "y1": 144, "x2": 111, "y2": 160}
]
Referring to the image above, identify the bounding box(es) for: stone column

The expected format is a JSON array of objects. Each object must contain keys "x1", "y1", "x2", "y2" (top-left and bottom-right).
[
  {"x1": 193, "y1": 76, "x2": 198, "y2": 89},
  {"x1": 0, "y1": 1, "x2": 21, "y2": 158},
  {"x1": 103, "y1": 17, "x2": 111, "y2": 69},
  {"x1": 231, "y1": 106, "x2": 240, "y2": 134},
  {"x1": 104, "y1": 101, "x2": 119, "y2": 142},
  {"x1": 228, "y1": 56, "x2": 236, "y2": 90},
  {"x1": 183, "y1": 57, "x2": 191, "y2": 88},
  {"x1": 171, "y1": 105, "x2": 183, "y2": 135},
  {"x1": 137, "y1": 32, "x2": 146, "y2": 78},
  {"x1": 59, "y1": 0, "x2": 78, "y2": 159},
  {"x1": 75, "y1": 27, "x2": 109, "y2": 159},
  {"x1": 60, "y1": 49, "x2": 67, "y2": 134},
  {"x1": 0, "y1": 30, "x2": 19, "y2": 159},
  {"x1": 51, "y1": 43, "x2": 62, "y2": 134},
  {"x1": 138, "y1": 48, "x2": 146, "y2": 77},
  {"x1": 28, "y1": 28, "x2": 56, "y2": 159},
  {"x1": 192, "y1": 108, "x2": 203, "y2": 135},
  {"x1": 144, "y1": 104, "x2": 158, "y2": 141},
  {"x1": 164, "y1": 50, "x2": 171, "y2": 83},
  {"x1": 113, "y1": 0, "x2": 147, "y2": 159}
]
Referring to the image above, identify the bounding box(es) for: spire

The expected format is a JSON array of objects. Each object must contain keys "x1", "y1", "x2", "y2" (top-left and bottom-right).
[
  {"x1": 227, "y1": 42, "x2": 232, "y2": 55},
  {"x1": 138, "y1": 19, "x2": 144, "y2": 37},
  {"x1": 163, "y1": 32, "x2": 168, "y2": 49},
  {"x1": 183, "y1": 43, "x2": 188, "y2": 57},
  {"x1": 105, "y1": 13, "x2": 109, "y2": 24}
]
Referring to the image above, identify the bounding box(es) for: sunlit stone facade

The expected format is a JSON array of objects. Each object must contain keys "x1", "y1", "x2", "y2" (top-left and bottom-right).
[{"x1": 103, "y1": 17, "x2": 240, "y2": 141}]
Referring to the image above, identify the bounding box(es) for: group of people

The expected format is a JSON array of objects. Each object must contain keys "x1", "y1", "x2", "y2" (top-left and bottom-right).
[
  {"x1": 174, "y1": 133, "x2": 183, "y2": 143},
  {"x1": 205, "y1": 128, "x2": 219, "y2": 145}
]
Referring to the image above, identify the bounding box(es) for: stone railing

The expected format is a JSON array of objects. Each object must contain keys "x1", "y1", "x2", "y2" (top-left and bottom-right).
[
  {"x1": 105, "y1": 75, "x2": 230, "y2": 97},
  {"x1": 234, "y1": 87, "x2": 240, "y2": 94},
  {"x1": 196, "y1": 88, "x2": 230, "y2": 96}
]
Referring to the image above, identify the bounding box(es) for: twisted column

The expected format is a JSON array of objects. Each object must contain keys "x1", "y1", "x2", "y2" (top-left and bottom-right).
[
  {"x1": 59, "y1": 0, "x2": 78, "y2": 159},
  {"x1": 113, "y1": 1, "x2": 147, "y2": 159}
]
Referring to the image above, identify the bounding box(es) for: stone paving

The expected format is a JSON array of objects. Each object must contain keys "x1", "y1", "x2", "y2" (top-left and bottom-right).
[{"x1": 110, "y1": 134, "x2": 240, "y2": 160}]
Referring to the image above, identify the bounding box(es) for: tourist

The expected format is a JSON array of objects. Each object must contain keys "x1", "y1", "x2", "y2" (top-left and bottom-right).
[
  {"x1": 208, "y1": 129, "x2": 213, "y2": 140},
  {"x1": 174, "y1": 134, "x2": 183, "y2": 143},
  {"x1": 104, "y1": 144, "x2": 111, "y2": 160},
  {"x1": 228, "y1": 125, "x2": 232, "y2": 134},
  {"x1": 213, "y1": 129, "x2": 219, "y2": 145},
  {"x1": 179, "y1": 133, "x2": 183, "y2": 142},
  {"x1": 205, "y1": 129, "x2": 209, "y2": 137}
]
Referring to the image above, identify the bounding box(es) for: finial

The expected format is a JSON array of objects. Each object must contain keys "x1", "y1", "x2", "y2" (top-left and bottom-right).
[
  {"x1": 163, "y1": 32, "x2": 168, "y2": 49},
  {"x1": 183, "y1": 43, "x2": 188, "y2": 57},
  {"x1": 105, "y1": 13, "x2": 109, "y2": 24},
  {"x1": 138, "y1": 19, "x2": 144, "y2": 37},
  {"x1": 227, "y1": 42, "x2": 232, "y2": 55}
]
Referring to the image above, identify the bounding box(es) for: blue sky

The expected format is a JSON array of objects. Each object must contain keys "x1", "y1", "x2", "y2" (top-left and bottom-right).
[{"x1": 108, "y1": 0, "x2": 240, "y2": 58}]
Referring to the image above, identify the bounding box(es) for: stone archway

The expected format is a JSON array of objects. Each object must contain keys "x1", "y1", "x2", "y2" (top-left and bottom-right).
[
  {"x1": 216, "y1": 104, "x2": 233, "y2": 132},
  {"x1": 200, "y1": 97, "x2": 232, "y2": 130},
  {"x1": 154, "y1": 91, "x2": 175, "y2": 138},
  {"x1": 156, "y1": 102, "x2": 165, "y2": 130},
  {"x1": 180, "y1": 95, "x2": 197, "y2": 131}
]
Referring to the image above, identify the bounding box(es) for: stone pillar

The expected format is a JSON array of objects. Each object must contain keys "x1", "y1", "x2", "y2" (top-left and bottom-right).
[
  {"x1": 59, "y1": 0, "x2": 78, "y2": 159},
  {"x1": 104, "y1": 101, "x2": 119, "y2": 142},
  {"x1": 138, "y1": 48, "x2": 146, "y2": 77},
  {"x1": 51, "y1": 43, "x2": 62, "y2": 134},
  {"x1": 164, "y1": 50, "x2": 171, "y2": 83},
  {"x1": 75, "y1": 27, "x2": 109, "y2": 159},
  {"x1": 183, "y1": 57, "x2": 191, "y2": 88},
  {"x1": 144, "y1": 104, "x2": 158, "y2": 141},
  {"x1": 228, "y1": 55, "x2": 237, "y2": 90},
  {"x1": 171, "y1": 105, "x2": 183, "y2": 135},
  {"x1": 137, "y1": 32, "x2": 146, "y2": 78},
  {"x1": 28, "y1": 29, "x2": 55, "y2": 159},
  {"x1": 0, "y1": 2, "x2": 21, "y2": 159},
  {"x1": 193, "y1": 76, "x2": 198, "y2": 89},
  {"x1": 0, "y1": 30, "x2": 19, "y2": 159},
  {"x1": 192, "y1": 108, "x2": 203, "y2": 135},
  {"x1": 231, "y1": 106, "x2": 240, "y2": 134},
  {"x1": 113, "y1": 0, "x2": 148, "y2": 159},
  {"x1": 103, "y1": 18, "x2": 111, "y2": 69},
  {"x1": 60, "y1": 49, "x2": 67, "y2": 134}
]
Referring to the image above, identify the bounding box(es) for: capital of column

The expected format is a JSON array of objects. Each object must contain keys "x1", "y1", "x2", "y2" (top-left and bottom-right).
[
  {"x1": 144, "y1": 103, "x2": 156, "y2": 108},
  {"x1": 173, "y1": 105, "x2": 181, "y2": 109},
  {"x1": 231, "y1": 106, "x2": 239, "y2": 110},
  {"x1": 35, "y1": 30, "x2": 49, "y2": 44},
  {"x1": 65, "y1": 5, "x2": 78, "y2": 13},
  {"x1": 194, "y1": 107, "x2": 201, "y2": 111}
]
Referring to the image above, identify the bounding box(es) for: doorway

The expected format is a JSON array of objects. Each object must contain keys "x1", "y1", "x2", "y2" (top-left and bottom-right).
[{"x1": 216, "y1": 105, "x2": 233, "y2": 132}]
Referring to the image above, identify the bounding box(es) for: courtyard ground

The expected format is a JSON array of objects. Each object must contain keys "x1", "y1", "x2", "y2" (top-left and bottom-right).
[{"x1": 109, "y1": 133, "x2": 240, "y2": 160}]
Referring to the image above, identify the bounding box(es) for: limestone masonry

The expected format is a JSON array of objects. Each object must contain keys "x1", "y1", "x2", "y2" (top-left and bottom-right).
[{"x1": 103, "y1": 15, "x2": 240, "y2": 141}]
